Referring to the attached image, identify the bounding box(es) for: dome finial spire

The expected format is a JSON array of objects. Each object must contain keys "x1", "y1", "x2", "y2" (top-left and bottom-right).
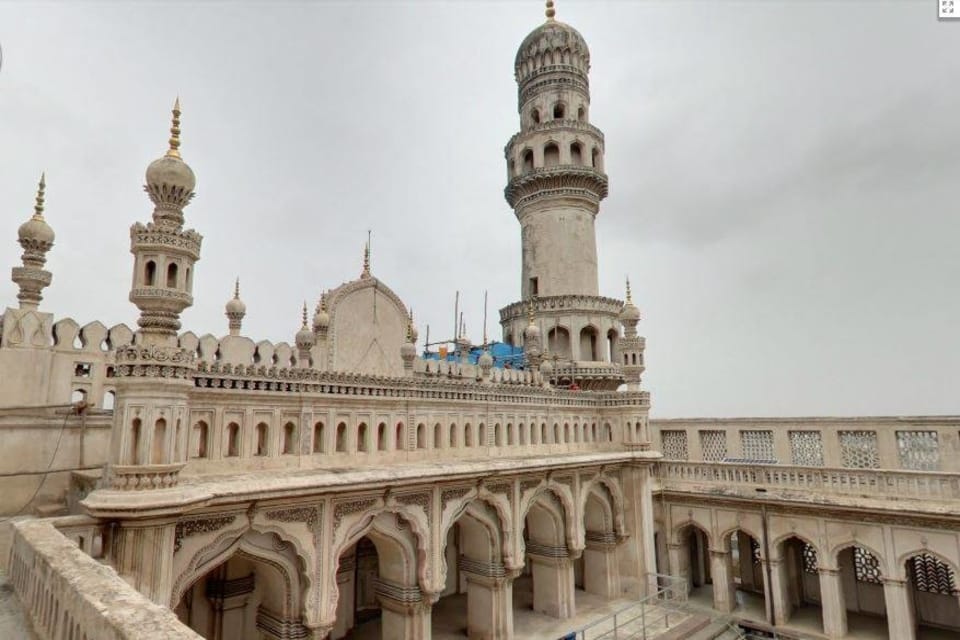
[
  {"x1": 33, "y1": 172, "x2": 46, "y2": 221},
  {"x1": 301, "y1": 301, "x2": 309, "y2": 328},
  {"x1": 361, "y1": 229, "x2": 372, "y2": 279},
  {"x1": 166, "y1": 97, "x2": 182, "y2": 159},
  {"x1": 234, "y1": 277, "x2": 240, "y2": 299},
  {"x1": 545, "y1": 0, "x2": 556, "y2": 21},
  {"x1": 625, "y1": 276, "x2": 632, "y2": 303}
]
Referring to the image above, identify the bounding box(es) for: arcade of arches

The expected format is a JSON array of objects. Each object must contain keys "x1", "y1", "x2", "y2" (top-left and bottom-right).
[
  {"x1": 166, "y1": 465, "x2": 650, "y2": 640},
  {"x1": 659, "y1": 500, "x2": 960, "y2": 639}
]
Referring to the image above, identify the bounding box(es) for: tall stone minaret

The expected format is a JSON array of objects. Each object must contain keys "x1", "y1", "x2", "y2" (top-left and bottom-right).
[{"x1": 500, "y1": 2, "x2": 623, "y2": 390}]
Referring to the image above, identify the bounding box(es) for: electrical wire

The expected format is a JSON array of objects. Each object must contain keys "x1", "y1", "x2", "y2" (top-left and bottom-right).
[{"x1": 0, "y1": 406, "x2": 77, "y2": 523}]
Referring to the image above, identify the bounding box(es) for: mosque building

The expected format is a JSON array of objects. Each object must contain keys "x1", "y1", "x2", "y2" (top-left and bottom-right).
[{"x1": 2, "y1": 3, "x2": 959, "y2": 640}]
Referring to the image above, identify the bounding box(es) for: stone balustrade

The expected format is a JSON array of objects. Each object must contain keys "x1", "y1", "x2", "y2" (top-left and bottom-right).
[
  {"x1": 7, "y1": 518, "x2": 201, "y2": 640},
  {"x1": 660, "y1": 461, "x2": 960, "y2": 502},
  {"x1": 106, "y1": 462, "x2": 184, "y2": 490},
  {"x1": 499, "y1": 293, "x2": 624, "y2": 323}
]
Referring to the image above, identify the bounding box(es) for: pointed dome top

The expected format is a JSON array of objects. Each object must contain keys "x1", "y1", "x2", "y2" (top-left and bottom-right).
[
  {"x1": 18, "y1": 173, "x2": 55, "y2": 246},
  {"x1": 225, "y1": 278, "x2": 246, "y2": 315},
  {"x1": 145, "y1": 98, "x2": 196, "y2": 212},
  {"x1": 296, "y1": 301, "x2": 316, "y2": 349},
  {"x1": 620, "y1": 277, "x2": 641, "y2": 322}
]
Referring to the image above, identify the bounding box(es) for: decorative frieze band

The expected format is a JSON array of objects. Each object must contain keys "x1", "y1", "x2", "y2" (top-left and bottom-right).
[
  {"x1": 333, "y1": 498, "x2": 379, "y2": 529},
  {"x1": 264, "y1": 506, "x2": 320, "y2": 528},
  {"x1": 174, "y1": 515, "x2": 237, "y2": 552}
]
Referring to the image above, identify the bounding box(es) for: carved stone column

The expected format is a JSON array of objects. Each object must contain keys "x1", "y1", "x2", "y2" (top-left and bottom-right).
[
  {"x1": 459, "y1": 558, "x2": 515, "y2": 640},
  {"x1": 375, "y1": 578, "x2": 432, "y2": 640},
  {"x1": 583, "y1": 532, "x2": 621, "y2": 598},
  {"x1": 111, "y1": 519, "x2": 177, "y2": 605},
  {"x1": 205, "y1": 571, "x2": 255, "y2": 640},
  {"x1": 818, "y1": 568, "x2": 847, "y2": 638},
  {"x1": 883, "y1": 578, "x2": 916, "y2": 640},
  {"x1": 708, "y1": 549, "x2": 736, "y2": 613},
  {"x1": 526, "y1": 543, "x2": 575, "y2": 619},
  {"x1": 667, "y1": 543, "x2": 687, "y2": 593},
  {"x1": 767, "y1": 557, "x2": 791, "y2": 626}
]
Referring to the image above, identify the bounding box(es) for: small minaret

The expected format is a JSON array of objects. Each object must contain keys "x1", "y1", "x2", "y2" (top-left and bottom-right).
[
  {"x1": 225, "y1": 277, "x2": 246, "y2": 336},
  {"x1": 401, "y1": 316, "x2": 417, "y2": 374},
  {"x1": 295, "y1": 302, "x2": 316, "y2": 367},
  {"x1": 617, "y1": 277, "x2": 645, "y2": 390},
  {"x1": 360, "y1": 233, "x2": 372, "y2": 280},
  {"x1": 128, "y1": 98, "x2": 203, "y2": 346},
  {"x1": 12, "y1": 173, "x2": 55, "y2": 310},
  {"x1": 523, "y1": 300, "x2": 542, "y2": 371},
  {"x1": 106, "y1": 99, "x2": 202, "y2": 490}
]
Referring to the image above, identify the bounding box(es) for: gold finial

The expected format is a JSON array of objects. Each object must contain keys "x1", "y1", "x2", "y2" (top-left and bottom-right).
[
  {"x1": 301, "y1": 301, "x2": 309, "y2": 328},
  {"x1": 626, "y1": 276, "x2": 633, "y2": 303},
  {"x1": 166, "y1": 97, "x2": 182, "y2": 159},
  {"x1": 233, "y1": 277, "x2": 240, "y2": 299},
  {"x1": 320, "y1": 291, "x2": 328, "y2": 311},
  {"x1": 32, "y1": 172, "x2": 46, "y2": 221},
  {"x1": 545, "y1": 0, "x2": 556, "y2": 21}
]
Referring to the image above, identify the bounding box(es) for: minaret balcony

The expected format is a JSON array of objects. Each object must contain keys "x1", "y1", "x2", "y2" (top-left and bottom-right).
[
  {"x1": 499, "y1": 293, "x2": 623, "y2": 325},
  {"x1": 505, "y1": 165, "x2": 608, "y2": 209},
  {"x1": 505, "y1": 119, "x2": 605, "y2": 152}
]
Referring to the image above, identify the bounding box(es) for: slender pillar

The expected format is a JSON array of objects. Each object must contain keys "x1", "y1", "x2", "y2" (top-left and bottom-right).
[
  {"x1": 667, "y1": 543, "x2": 689, "y2": 593},
  {"x1": 818, "y1": 568, "x2": 847, "y2": 638},
  {"x1": 111, "y1": 520, "x2": 177, "y2": 605},
  {"x1": 883, "y1": 578, "x2": 916, "y2": 640},
  {"x1": 709, "y1": 549, "x2": 736, "y2": 613},
  {"x1": 583, "y1": 534, "x2": 621, "y2": 598},
  {"x1": 461, "y1": 565, "x2": 515, "y2": 640},
  {"x1": 331, "y1": 557, "x2": 356, "y2": 639},
  {"x1": 766, "y1": 557, "x2": 790, "y2": 626},
  {"x1": 527, "y1": 546, "x2": 575, "y2": 618}
]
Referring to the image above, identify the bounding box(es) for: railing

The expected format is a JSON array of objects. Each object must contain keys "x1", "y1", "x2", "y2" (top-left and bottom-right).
[
  {"x1": 660, "y1": 461, "x2": 960, "y2": 501},
  {"x1": 8, "y1": 519, "x2": 201, "y2": 640},
  {"x1": 571, "y1": 573, "x2": 689, "y2": 640}
]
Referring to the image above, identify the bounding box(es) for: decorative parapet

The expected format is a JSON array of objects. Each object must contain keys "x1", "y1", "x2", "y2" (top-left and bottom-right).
[
  {"x1": 547, "y1": 362, "x2": 624, "y2": 391},
  {"x1": 8, "y1": 519, "x2": 201, "y2": 639},
  {"x1": 505, "y1": 165, "x2": 608, "y2": 211},
  {"x1": 114, "y1": 343, "x2": 196, "y2": 379},
  {"x1": 191, "y1": 363, "x2": 649, "y2": 408},
  {"x1": 130, "y1": 221, "x2": 202, "y2": 259},
  {"x1": 500, "y1": 294, "x2": 623, "y2": 323},
  {"x1": 106, "y1": 462, "x2": 184, "y2": 490},
  {"x1": 660, "y1": 461, "x2": 960, "y2": 503}
]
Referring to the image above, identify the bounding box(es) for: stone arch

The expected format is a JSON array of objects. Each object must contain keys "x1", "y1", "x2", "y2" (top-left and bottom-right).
[
  {"x1": 438, "y1": 494, "x2": 510, "y2": 588},
  {"x1": 716, "y1": 523, "x2": 763, "y2": 554},
  {"x1": 671, "y1": 515, "x2": 715, "y2": 549},
  {"x1": 172, "y1": 527, "x2": 308, "y2": 616},
  {"x1": 328, "y1": 504, "x2": 432, "y2": 623},
  {"x1": 521, "y1": 482, "x2": 578, "y2": 553},
  {"x1": 830, "y1": 540, "x2": 889, "y2": 575},
  {"x1": 543, "y1": 141, "x2": 560, "y2": 168},
  {"x1": 896, "y1": 547, "x2": 960, "y2": 582},
  {"x1": 772, "y1": 531, "x2": 824, "y2": 562},
  {"x1": 578, "y1": 475, "x2": 626, "y2": 539}
]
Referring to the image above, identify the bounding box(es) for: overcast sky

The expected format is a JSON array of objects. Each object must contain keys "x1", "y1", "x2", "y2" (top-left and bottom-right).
[{"x1": 0, "y1": 1, "x2": 957, "y2": 418}]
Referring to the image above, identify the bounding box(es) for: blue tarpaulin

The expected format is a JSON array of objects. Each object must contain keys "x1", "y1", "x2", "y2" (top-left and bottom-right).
[{"x1": 422, "y1": 341, "x2": 525, "y2": 369}]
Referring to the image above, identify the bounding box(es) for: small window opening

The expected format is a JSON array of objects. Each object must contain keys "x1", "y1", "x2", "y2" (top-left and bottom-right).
[
  {"x1": 553, "y1": 103, "x2": 565, "y2": 119},
  {"x1": 166, "y1": 262, "x2": 178, "y2": 288},
  {"x1": 529, "y1": 277, "x2": 539, "y2": 296},
  {"x1": 145, "y1": 261, "x2": 156, "y2": 286},
  {"x1": 531, "y1": 108, "x2": 541, "y2": 124},
  {"x1": 74, "y1": 363, "x2": 92, "y2": 378}
]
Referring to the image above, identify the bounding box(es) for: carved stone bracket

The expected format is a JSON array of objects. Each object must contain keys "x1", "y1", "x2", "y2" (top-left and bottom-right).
[{"x1": 174, "y1": 515, "x2": 237, "y2": 552}]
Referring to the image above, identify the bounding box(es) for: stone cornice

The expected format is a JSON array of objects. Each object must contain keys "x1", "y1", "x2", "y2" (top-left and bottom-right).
[
  {"x1": 505, "y1": 165, "x2": 608, "y2": 210},
  {"x1": 81, "y1": 450, "x2": 656, "y2": 518}
]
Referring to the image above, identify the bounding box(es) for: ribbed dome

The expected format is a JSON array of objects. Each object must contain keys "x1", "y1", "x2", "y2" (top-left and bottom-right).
[
  {"x1": 514, "y1": 19, "x2": 590, "y2": 77},
  {"x1": 18, "y1": 216, "x2": 55, "y2": 246},
  {"x1": 225, "y1": 296, "x2": 246, "y2": 315},
  {"x1": 146, "y1": 155, "x2": 196, "y2": 194},
  {"x1": 620, "y1": 301, "x2": 640, "y2": 323}
]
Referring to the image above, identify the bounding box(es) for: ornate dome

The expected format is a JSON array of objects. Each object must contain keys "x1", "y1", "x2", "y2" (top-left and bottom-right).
[
  {"x1": 18, "y1": 174, "x2": 54, "y2": 246},
  {"x1": 225, "y1": 279, "x2": 246, "y2": 315},
  {"x1": 514, "y1": 4, "x2": 590, "y2": 78},
  {"x1": 296, "y1": 303, "x2": 316, "y2": 349},
  {"x1": 620, "y1": 278, "x2": 640, "y2": 323},
  {"x1": 145, "y1": 99, "x2": 196, "y2": 210}
]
